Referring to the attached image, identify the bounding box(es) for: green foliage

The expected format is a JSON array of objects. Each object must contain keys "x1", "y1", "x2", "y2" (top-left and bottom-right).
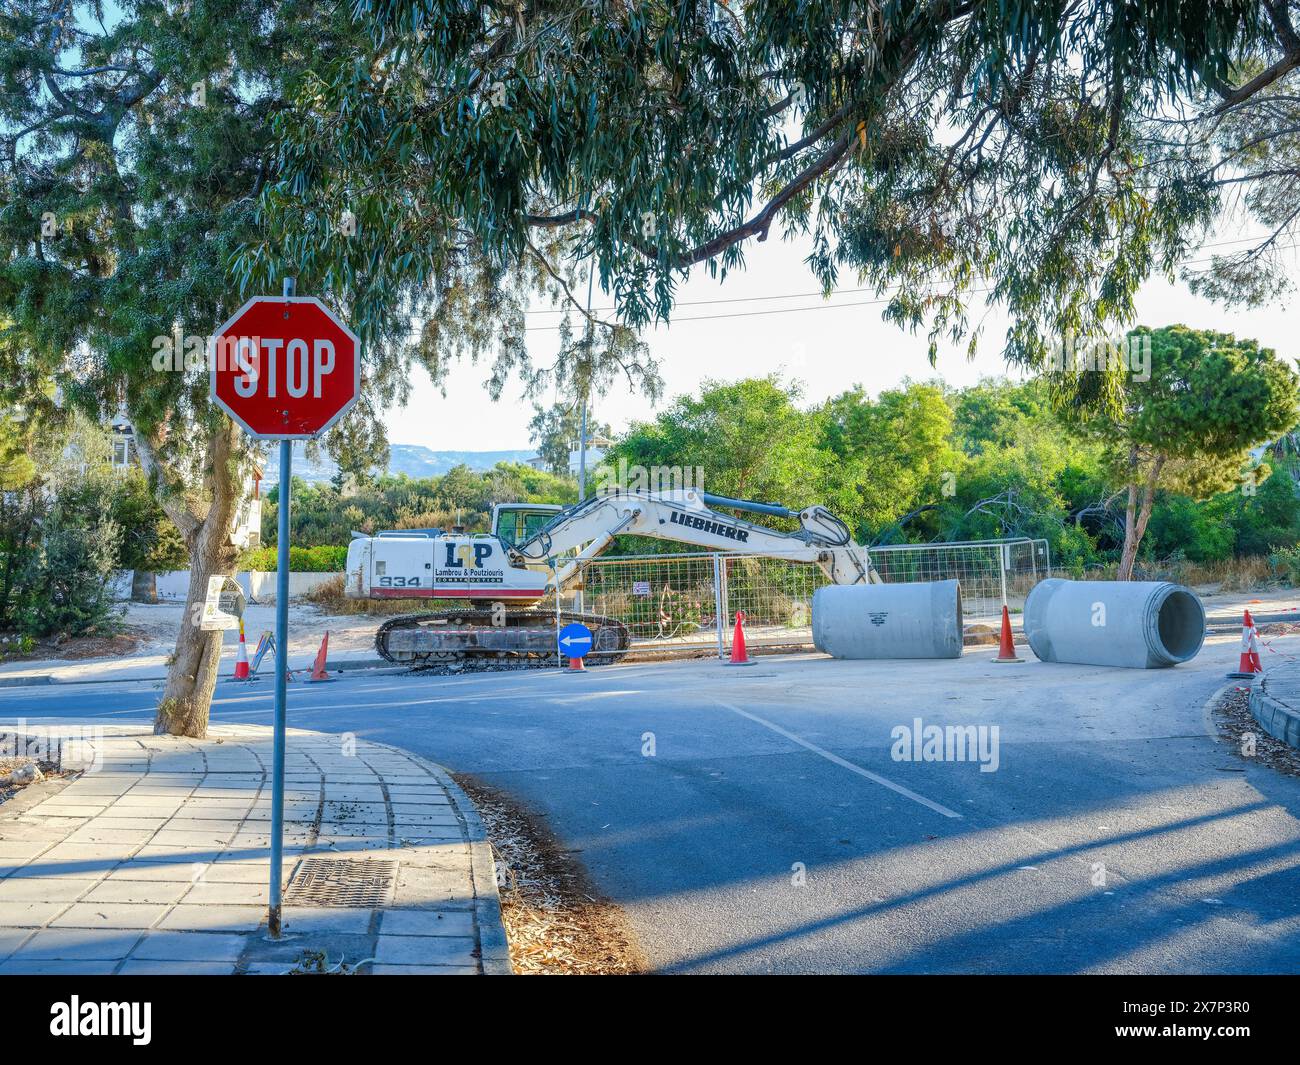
[
  {"x1": 20, "y1": 468, "x2": 122, "y2": 638},
  {"x1": 109, "y1": 469, "x2": 189, "y2": 573},
  {"x1": 0, "y1": 419, "x2": 180, "y2": 637},
  {"x1": 250, "y1": 1, "x2": 1263, "y2": 370},
  {"x1": 611, "y1": 370, "x2": 1300, "y2": 574},
  {"x1": 529, "y1": 403, "x2": 611, "y2": 477},
  {"x1": 1232, "y1": 461, "x2": 1300, "y2": 555},
  {"x1": 612, "y1": 375, "x2": 821, "y2": 501},
  {"x1": 238, "y1": 545, "x2": 348, "y2": 573},
  {"x1": 1127, "y1": 326, "x2": 1297, "y2": 463},
  {"x1": 817, "y1": 382, "x2": 959, "y2": 543},
  {"x1": 1146, "y1": 494, "x2": 1238, "y2": 563},
  {"x1": 261, "y1": 463, "x2": 577, "y2": 548},
  {"x1": 1056, "y1": 324, "x2": 1300, "y2": 576},
  {"x1": 1271, "y1": 545, "x2": 1300, "y2": 585}
]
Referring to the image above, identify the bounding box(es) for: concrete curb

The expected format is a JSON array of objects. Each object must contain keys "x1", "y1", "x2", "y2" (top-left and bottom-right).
[
  {"x1": 372, "y1": 744, "x2": 512, "y2": 976},
  {"x1": 1249, "y1": 670, "x2": 1300, "y2": 748},
  {"x1": 435, "y1": 770, "x2": 513, "y2": 975},
  {"x1": 0, "y1": 675, "x2": 54, "y2": 688}
]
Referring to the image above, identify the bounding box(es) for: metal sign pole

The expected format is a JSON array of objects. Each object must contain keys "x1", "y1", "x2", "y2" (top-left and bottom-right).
[
  {"x1": 267, "y1": 275, "x2": 294, "y2": 938},
  {"x1": 712, "y1": 553, "x2": 725, "y2": 660}
]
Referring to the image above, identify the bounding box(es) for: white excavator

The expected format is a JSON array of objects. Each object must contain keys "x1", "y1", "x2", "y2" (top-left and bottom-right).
[{"x1": 344, "y1": 487, "x2": 877, "y2": 665}]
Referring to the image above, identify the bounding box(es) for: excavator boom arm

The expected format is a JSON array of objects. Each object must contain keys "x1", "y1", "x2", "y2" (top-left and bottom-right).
[{"x1": 512, "y1": 490, "x2": 875, "y2": 588}]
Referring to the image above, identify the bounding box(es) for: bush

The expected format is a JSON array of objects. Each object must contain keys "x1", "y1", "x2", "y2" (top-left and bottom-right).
[
  {"x1": 19, "y1": 470, "x2": 123, "y2": 638},
  {"x1": 1270, "y1": 546, "x2": 1300, "y2": 586},
  {"x1": 1146, "y1": 494, "x2": 1236, "y2": 563},
  {"x1": 238, "y1": 544, "x2": 348, "y2": 572},
  {"x1": 110, "y1": 468, "x2": 189, "y2": 571}
]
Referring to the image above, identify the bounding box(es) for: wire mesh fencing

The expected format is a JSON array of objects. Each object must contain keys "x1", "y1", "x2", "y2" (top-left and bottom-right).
[
  {"x1": 870, "y1": 538, "x2": 1050, "y2": 627},
  {"x1": 558, "y1": 538, "x2": 1050, "y2": 658}
]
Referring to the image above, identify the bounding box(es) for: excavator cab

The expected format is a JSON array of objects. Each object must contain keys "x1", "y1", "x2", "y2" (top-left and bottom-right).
[{"x1": 491, "y1": 503, "x2": 564, "y2": 548}]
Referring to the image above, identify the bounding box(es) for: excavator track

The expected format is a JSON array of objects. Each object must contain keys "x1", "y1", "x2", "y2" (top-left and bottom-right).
[{"x1": 375, "y1": 608, "x2": 631, "y2": 668}]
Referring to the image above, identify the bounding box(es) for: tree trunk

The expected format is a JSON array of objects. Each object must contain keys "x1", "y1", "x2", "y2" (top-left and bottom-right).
[
  {"x1": 1117, "y1": 451, "x2": 1165, "y2": 582},
  {"x1": 155, "y1": 526, "x2": 235, "y2": 737},
  {"x1": 1117, "y1": 446, "x2": 1140, "y2": 581},
  {"x1": 135, "y1": 420, "x2": 245, "y2": 739}
]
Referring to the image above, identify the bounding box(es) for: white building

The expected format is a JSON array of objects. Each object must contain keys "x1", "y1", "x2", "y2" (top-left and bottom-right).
[{"x1": 568, "y1": 434, "x2": 614, "y2": 476}]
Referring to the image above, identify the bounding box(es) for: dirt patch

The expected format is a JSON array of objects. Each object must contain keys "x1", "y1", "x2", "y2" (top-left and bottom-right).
[
  {"x1": 452, "y1": 774, "x2": 646, "y2": 975},
  {"x1": 0, "y1": 756, "x2": 65, "y2": 808},
  {"x1": 0, "y1": 630, "x2": 147, "y2": 663},
  {"x1": 1213, "y1": 685, "x2": 1300, "y2": 778},
  {"x1": 1256, "y1": 621, "x2": 1300, "y2": 639}
]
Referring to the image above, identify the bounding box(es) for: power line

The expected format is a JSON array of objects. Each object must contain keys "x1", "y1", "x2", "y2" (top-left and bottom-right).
[
  {"x1": 522, "y1": 231, "x2": 1290, "y2": 320},
  {"x1": 522, "y1": 238, "x2": 1297, "y2": 332}
]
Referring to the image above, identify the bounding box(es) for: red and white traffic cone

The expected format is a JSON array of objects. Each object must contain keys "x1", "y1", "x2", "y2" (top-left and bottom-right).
[
  {"x1": 1227, "y1": 610, "x2": 1264, "y2": 679},
  {"x1": 992, "y1": 605, "x2": 1022, "y2": 663},
  {"x1": 233, "y1": 619, "x2": 250, "y2": 680},
  {"x1": 567, "y1": 653, "x2": 587, "y2": 673},
  {"x1": 308, "y1": 631, "x2": 331, "y2": 682},
  {"x1": 726, "y1": 610, "x2": 754, "y2": 666}
]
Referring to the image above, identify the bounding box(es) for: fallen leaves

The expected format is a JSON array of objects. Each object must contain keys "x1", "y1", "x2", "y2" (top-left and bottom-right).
[{"x1": 453, "y1": 775, "x2": 646, "y2": 976}]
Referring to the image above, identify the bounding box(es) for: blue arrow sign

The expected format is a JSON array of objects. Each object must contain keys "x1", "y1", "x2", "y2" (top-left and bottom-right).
[{"x1": 558, "y1": 622, "x2": 594, "y2": 658}]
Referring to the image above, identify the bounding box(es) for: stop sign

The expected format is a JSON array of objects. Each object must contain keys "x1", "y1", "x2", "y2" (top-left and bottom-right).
[{"x1": 210, "y1": 296, "x2": 360, "y2": 439}]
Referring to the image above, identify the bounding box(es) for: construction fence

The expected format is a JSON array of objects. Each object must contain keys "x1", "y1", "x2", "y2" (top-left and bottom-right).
[{"x1": 557, "y1": 538, "x2": 1051, "y2": 659}]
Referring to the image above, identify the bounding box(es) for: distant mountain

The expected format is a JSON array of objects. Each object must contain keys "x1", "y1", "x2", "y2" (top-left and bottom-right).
[{"x1": 261, "y1": 444, "x2": 537, "y2": 485}]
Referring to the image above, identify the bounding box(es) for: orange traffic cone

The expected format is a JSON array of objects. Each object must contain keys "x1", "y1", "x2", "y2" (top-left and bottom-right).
[
  {"x1": 308, "y1": 632, "x2": 331, "y2": 682},
  {"x1": 726, "y1": 610, "x2": 754, "y2": 666},
  {"x1": 567, "y1": 653, "x2": 587, "y2": 673},
  {"x1": 1227, "y1": 610, "x2": 1264, "y2": 679},
  {"x1": 993, "y1": 605, "x2": 1022, "y2": 663},
  {"x1": 233, "y1": 619, "x2": 250, "y2": 680}
]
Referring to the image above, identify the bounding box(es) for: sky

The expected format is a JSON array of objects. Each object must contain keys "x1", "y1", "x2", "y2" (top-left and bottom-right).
[{"x1": 381, "y1": 231, "x2": 1300, "y2": 453}]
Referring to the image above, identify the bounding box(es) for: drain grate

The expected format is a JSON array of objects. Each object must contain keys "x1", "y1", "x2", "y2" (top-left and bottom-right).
[{"x1": 284, "y1": 858, "x2": 398, "y2": 907}]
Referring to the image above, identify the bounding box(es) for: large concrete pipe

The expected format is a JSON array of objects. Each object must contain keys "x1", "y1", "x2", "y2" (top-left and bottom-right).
[
  {"x1": 812, "y1": 580, "x2": 963, "y2": 659},
  {"x1": 1023, "y1": 578, "x2": 1205, "y2": 668}
]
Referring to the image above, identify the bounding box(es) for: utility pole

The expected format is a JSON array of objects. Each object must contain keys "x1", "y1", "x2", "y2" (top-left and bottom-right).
[
  {"x1": 574, "y1": 258, "x2": 596, "y2": 617},
  {"x1": 577, "y1": 257, "x2": 595, "y2": 503}
]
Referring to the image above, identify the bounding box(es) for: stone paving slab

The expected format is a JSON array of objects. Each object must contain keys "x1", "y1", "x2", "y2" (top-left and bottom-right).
[{"x1": 0, "y1": 724, "x2": 511, "y2": 975}]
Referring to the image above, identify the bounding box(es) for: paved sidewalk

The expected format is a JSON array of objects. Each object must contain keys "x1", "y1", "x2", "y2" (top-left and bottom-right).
[{"x1": 0, "y1": 724, "x2": 510, "y2": 975}]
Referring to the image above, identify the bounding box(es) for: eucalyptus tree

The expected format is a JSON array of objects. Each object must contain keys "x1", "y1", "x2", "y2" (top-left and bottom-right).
[
  {"x1": 1171, "y1": 1, "x2": 1300, "y2": 305},
  {"x1": 244, "y1": 1, "x2": 1268, "y2": 370},
  {"x1": 1, "y1": 1, "x2": 346, "y2": 734},
  {"x1": 0, "y1": 1, "x2": 645, "y2": 736}
]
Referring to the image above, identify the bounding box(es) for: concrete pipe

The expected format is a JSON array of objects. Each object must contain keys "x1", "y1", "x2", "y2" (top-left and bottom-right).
[
  {"x1": 812, "y1": 580, "x2": 963, "y2": 660},
  {"x1": 1023, "y1": 578, "x2": 1205, "y2": 669}
]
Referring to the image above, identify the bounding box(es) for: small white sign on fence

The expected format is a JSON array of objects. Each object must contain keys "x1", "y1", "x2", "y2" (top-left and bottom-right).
[
  {"x1": 200, "y1": 575, "x2": 246, "y2": 631},
  {"x1": 632, "y1": 581, "x2": 651, "y2": 597}
]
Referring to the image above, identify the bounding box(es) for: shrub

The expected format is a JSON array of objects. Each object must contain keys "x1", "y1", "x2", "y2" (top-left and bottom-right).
[
  {"x1": 110, "y1": 468, "x2": 188, "y2": 571},
  {"x1": 1270, "y1": 546, "x2": 1300, "y2": 586},
  {"x1": 19, "y1": 470, "x2": 123, "y2": 638},
  {"x1": 238, "y1": 544, "x2": 348, "y2": 572}
]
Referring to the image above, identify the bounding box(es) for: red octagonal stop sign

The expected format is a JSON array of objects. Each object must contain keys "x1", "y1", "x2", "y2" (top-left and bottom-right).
[{"x1": 210, "y1": 296, "x2": 360, "y2": 439}]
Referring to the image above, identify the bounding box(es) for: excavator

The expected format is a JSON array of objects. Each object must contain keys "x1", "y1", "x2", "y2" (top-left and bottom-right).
[{"x1": 344, "y1": 487, "x2": 877, "y2": 666}]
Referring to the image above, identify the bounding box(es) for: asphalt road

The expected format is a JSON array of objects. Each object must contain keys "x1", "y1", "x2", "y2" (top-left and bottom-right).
[{"x1": 4, "y1": 634, "x2": 1300, "y2": 974}]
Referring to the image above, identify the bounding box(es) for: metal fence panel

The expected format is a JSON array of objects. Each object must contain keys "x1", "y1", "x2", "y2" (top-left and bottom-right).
[
  {"x1": 870, "y1": 538, "x2": 1050, "y2": 626},
  {"x1": 559, "y1": 538, "x2": 1050, "y2": 658}
]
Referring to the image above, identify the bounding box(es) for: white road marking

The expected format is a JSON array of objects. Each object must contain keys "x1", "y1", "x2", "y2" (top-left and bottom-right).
[{"x1": 715, "y1": 700, "x2": 963, "y2": 819}]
